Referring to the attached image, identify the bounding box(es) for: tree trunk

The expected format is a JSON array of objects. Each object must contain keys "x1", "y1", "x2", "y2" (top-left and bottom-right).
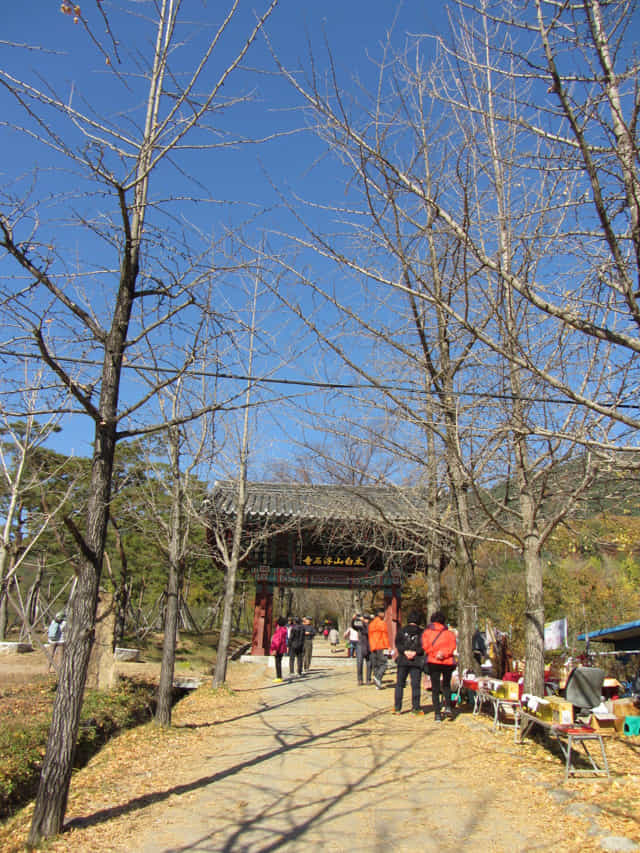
[
  {"x1": 426, "y1": 558, "x2": 441, "y2": 620},
  {"x1": 0, "y1": 578, "x2": 8, "y2": 640},
  {"x1": 213, "y1": 279, "x2": 257, "y2": 687},
  {"x1": 28, "y1": 412, "x2": 118, "y2": 843},
  {"x1": 26, "y1": 554, "x2": 45, "y2": 628},
  {"x1": 213, "y1": 559, "x2": 238, "y2": 687},
  {"x1": 156, "y1": 426, "x2": 184, "y2": 726},
  {"x1": 156, "y1": 567, "x2": 180, "y2": 725},
  {"x1": 28, "y1": 227, "x2": 136, "y2": 842},
  {"x1": 454, "y1": 541, "x2": 476, "y2": 676},
  {"x1": 444, "y1": 416, "x2": 477, "y2": 675},
  {"x1": 523, "y1": 534, "x2": 545, "y2": 696},
  {"x1": 110, "y1": 518, "x2": 129, "y2": 648}
]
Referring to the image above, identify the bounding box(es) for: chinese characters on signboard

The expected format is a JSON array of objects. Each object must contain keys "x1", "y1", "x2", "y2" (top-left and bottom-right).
[
  {"x1": 252, "y1": 564, "x2": 403, "y2": 589},
  {"x1": 301, "y1": 555, "x2": 366, "y2": 567}
]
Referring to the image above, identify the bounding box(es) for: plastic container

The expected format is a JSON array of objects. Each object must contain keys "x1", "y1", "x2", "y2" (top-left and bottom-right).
[{"x1": 623, "y1": 716, "x2": 640, "y2": 736}]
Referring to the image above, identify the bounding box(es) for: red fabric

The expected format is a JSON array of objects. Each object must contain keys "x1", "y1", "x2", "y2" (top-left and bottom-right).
[
  {"x1": 556, "y1": 725, "x2": 595, "y2": 734},
  {"x1": 421, "y1": 622, "x2": 456, "y2": 666},
  {"x1": 269, "y1": 625, "x2": 288, "y2": 655}
]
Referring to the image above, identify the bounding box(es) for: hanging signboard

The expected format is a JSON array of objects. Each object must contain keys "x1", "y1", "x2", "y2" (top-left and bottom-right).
[
  {"x1": 544, "y1": 617, "x2": 568, "y2": 650},
  {"x1": 251, "y1": 565, "x2": 403, "y2": 589}
]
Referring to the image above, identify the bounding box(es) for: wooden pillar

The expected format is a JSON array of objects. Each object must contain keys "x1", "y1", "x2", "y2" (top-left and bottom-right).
[
  {"x1": 251, "y1": 582, "x2": 274, "y2": 655},
  {"x1": 384, "y1": 585, "x2": 401, "y2": 649}
]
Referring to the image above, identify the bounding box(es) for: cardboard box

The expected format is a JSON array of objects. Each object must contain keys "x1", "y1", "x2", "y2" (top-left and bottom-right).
[
  {"x1": 548, "y1": 696, "x2": 574, "y2": 725},
  {"x1": 612, "y1": 698, "x2": 640, "y2": 719},
  {"x1": 589, "y1": 713, "x2": 617, "y2": 736},
  {"x1": 501, "y1": 681, "x2": 520, "y2": 701},
  {"x1": 535, "y1": 699, "x2": 553, "y2": 722}
]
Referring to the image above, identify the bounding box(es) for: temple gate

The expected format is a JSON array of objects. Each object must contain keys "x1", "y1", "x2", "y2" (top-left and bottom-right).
[{"x1": 207, "y1": 482, "x2": 440, "y2": 655}]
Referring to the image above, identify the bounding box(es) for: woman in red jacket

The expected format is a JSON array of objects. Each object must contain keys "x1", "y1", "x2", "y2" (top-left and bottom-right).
[
  {"x1": 422, "y1": 611, "x2": 457, "y2": 722},
  {"x1": 269, "y1": 617, "x2": 288, "y2": 683}
]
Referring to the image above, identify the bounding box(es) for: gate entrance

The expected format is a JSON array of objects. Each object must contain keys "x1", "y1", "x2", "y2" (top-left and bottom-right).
[{"x1": 207, "y1": 482, "x2": 433, "y2": 655}]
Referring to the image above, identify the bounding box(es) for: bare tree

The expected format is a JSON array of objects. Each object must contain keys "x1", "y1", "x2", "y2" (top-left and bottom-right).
[
  {"x1": 0, "y1": 0, "x2": 278, "y2": 841},
  {"x1": 0, "y1": 376, "x2": 75, "y2": 643},
  {"x1": 212, "y1": 275, "x2": 260, "y2": 687},
  {"x1": 267, "y1": 2, "x2": 633, "y2": 686}
]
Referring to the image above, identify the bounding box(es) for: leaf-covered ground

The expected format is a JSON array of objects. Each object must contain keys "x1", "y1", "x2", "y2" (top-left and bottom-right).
[{"x1": 0, "y1": 660, "x2": 638, "y2": 852}]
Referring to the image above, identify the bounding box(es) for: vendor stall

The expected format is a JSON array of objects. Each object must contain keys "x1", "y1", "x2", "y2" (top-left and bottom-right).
[{"x1": 577, "y1": 618, "x2": 640, "y2": 654}]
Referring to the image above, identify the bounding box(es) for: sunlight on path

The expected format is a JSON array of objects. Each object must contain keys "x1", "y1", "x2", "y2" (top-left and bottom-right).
[{"x1": 103, "y1": 661, "x2": 596, "y2": 853}]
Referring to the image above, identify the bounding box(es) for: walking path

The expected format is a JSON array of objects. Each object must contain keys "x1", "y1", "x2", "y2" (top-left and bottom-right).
[
  {"x1": 91, "y1": 654, "x2": 626, "y2": 852},
  {"x1": 5, "y1": 643, "x2": 638, "y2": 852}
]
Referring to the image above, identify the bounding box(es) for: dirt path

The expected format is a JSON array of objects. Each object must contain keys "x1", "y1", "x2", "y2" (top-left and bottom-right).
[
  {"x1": 2, "y1": 647, "x2": 639, "y2": 852},
  {"x1": 62, "y1": 663, "x2": 629, "y2": 851}
]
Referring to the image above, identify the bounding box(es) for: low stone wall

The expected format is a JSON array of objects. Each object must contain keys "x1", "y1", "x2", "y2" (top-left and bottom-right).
[
  {"x1": 114, "y1": 647, "x2": 141, "y2": 662},
  {"x1": 0, "y1": 642, "x2": 34, "y2": 655}
]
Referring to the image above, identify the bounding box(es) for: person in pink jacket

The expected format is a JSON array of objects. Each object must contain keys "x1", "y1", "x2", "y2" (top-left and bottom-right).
[
  {"x1": 422, "y1": 611, "x2": 457, "y2": 722},
  {"x1": 270, "y1": 617, "x2": 288, "y2": 683}
]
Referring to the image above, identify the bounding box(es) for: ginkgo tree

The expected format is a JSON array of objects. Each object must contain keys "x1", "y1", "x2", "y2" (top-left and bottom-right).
[{"x1": 0, "y1": 0, "x2": 278, "y2": 842}]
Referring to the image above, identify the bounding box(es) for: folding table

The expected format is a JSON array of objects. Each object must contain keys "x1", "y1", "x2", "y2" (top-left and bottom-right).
[{"x1": 517, "y1": 710, "x2": 610, "y2": 783}]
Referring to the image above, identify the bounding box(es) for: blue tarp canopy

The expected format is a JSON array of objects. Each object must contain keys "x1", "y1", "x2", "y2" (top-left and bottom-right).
[{"x1": 578, "y1": 619, "x2": 640, "y2": 652}]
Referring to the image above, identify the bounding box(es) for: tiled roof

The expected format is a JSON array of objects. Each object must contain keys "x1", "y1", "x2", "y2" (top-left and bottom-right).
[{"x1": 208, "y1": 481, "x2": 429, "y2": 523}]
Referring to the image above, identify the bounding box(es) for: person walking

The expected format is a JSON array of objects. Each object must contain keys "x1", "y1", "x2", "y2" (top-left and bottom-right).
[
  {"x1": 472, "y1": 627, "x2": 487, "y2": 674},
  {"x1": 288, "y1": 617, "x2": 304, "y2": 677},
  {"x1": 368, "y1": 608, "x2": 390, "y2": 689},
  {"x1": 47, "y1": 610, "x2": 67, "y2": 669},
  {"x1": 302, "y1": 616, "x2": 316, "y2": 673},
  {"x1": 328, "y1": 625, "x2": 340, "y2": 652},
  {"x1": 352, "y1": 613, "x2": 371, "y2": 684},
  {"x1": 422, "y1": 610, "x2": 457, "y2": 722},
  {"x1": 269, "y1": 617, "x2": 288, "y2": 683},
  {"x1": 343, "y1": 619, "x2": 359, "y2": 658},
  {"x1": 393, "y1": 612, "x2": 425, "y2": 714}
]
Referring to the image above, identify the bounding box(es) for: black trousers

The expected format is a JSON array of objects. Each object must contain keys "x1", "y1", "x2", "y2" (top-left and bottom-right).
[
  {"x1": 371, "y1": 649, "x2": 387, "y2": 682},
  {"x1": 289, "y1": 649, "x2": 303, "y2": 675},
  {"x1": 428, "y1": 663, "x2": 454, "y2": 714},
  {"x1": 274, "y1": 652, "x2": 283, "y2": 679},
  {"x1": 356, "y1": 645, "x2": 371, "y2": 683},
  {"x1": 395, "y1": 664, "x2": 422, "y2": 711}
]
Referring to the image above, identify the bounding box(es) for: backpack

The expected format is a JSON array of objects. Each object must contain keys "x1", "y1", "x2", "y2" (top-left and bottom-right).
[
  {"x1": 400, "y1": 626, "x2": 422, "y2": 654},
  {"x1": 289, "y1": 624, "x2": 304, "y2": 652},
  {"x1": 48, "y1": 619, "x2": 62, "y2": 643}
]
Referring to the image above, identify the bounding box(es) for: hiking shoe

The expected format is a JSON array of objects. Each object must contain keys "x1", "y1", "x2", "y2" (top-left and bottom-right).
[
  {"x1": 411, "y1": 709, "x2": 425, "y2": 715},
  {"x1": 434, "y1": 714, "x2": 442, "y2": 723}
]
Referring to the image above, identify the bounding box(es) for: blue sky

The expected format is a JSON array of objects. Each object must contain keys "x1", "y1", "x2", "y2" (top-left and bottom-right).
[
  {"x1": 0, "y1": 1, "x2": 452, "y2": 474},
  {"x1": 6, "y1": 1, "x2": 624, "y2": 485}
]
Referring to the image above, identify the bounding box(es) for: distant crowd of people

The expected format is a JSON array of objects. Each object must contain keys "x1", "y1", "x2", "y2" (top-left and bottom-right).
[{"x1": 268, "y1": 608, "x2": 458, "y2": 721}]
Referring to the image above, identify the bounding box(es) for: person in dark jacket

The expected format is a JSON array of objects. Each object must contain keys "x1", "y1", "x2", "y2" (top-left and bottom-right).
[
  {"x1": 302, "y1": 617, "x2": 316, "y2": 673},
  {"x1": 352, "y1": 613, "x2": 371, "y2": 685},
  {"x1": 393, "y1": 612, "x2": 425, "y2": 714},
  {"x1": 472, "y1": 628, "x2": 487, "y2": 673},
  {"x1": 288, "y1": 617, "x2": 304, "y2": 677}
]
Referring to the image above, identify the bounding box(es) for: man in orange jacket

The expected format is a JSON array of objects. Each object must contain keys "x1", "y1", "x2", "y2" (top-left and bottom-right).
[
  {"x1": 368, "y1": 607, "x2": 390, "y2": 689},
  {"x1": 422, "y1": 610, "x2": 457, "y2": 722}
]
